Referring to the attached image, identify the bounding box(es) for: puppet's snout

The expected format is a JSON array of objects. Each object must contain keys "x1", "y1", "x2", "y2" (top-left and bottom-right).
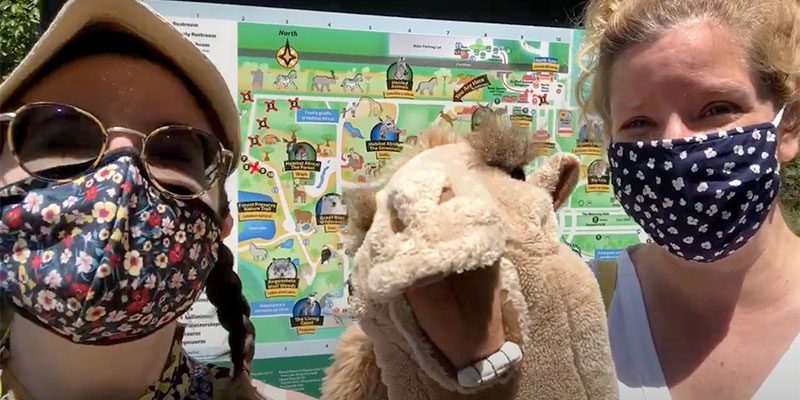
[{"x1": 363, "y1": 173, "x2": 507, "y2": 300}]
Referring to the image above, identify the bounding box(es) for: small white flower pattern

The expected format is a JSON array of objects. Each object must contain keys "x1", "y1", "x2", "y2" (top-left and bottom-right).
[{"x1": 610, "y1": 121, "x2": 780, "y2": 262}]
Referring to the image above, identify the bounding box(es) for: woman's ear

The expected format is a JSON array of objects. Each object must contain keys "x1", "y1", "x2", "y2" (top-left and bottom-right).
[
  {"x1": 778, "y1": 101, "x2": 800, "y2": 163},
  {"x1": 222, "y1": 215, "x2": 233, "y2": 238}
]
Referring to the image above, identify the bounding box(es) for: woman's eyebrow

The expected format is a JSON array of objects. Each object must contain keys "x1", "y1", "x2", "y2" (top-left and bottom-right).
[{"x1": 687, "y1": 77, "x2": 751, "y2": 96}]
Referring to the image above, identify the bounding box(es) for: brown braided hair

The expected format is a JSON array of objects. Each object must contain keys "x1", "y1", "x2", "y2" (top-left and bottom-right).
[
  {"x1": 196, "y1": 194, "x2": 262, "y2": 399},
  {"x1": 205, "y1": 242, "x2": 264, "y2": 399}
]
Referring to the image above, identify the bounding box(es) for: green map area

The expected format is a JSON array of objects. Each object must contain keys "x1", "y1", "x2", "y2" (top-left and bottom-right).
[{"x1": 234, "y1": 22, "x2": 645, "y2": 345}]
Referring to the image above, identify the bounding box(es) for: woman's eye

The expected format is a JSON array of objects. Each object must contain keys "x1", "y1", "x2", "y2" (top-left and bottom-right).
[
  {"x1": 620, "y1": 118, "x2": 652, "y2": 131},
  {"x1": 701, "y1": 103, "x2": 739, "y2": 118}
]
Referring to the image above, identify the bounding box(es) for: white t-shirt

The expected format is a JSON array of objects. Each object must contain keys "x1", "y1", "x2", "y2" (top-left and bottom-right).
[{"x1": 593, "y1": 250, "x2": 800, "y2": 400}]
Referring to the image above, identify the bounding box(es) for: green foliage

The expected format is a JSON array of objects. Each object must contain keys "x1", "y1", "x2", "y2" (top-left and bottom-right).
[
  {"x1": 781, "y1": 157, "x2": 800, "y2": 234},
  {"x1": 0, "y1": 0, "x2": 40, "y2": 80}
]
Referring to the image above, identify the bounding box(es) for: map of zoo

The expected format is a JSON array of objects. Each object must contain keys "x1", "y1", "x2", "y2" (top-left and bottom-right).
[{"x1": 232, "y1": 22, "x2": 647, "y2": 343}]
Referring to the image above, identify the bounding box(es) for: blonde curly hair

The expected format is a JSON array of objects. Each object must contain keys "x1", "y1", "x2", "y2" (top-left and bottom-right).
[{"x1": 576, "y1": 0, "x2": 800, "y2": 141}]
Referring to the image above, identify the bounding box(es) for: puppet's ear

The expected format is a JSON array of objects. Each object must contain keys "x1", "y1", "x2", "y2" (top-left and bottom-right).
[
  {"x1": 528, "y1": 153, "x2": 580, "y2": 210},
  {"x1": 342, "y1": 187, "x2": 377, "y2": 254}
]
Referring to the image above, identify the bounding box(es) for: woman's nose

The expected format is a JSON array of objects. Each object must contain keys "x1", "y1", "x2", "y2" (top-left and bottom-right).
[
  {"x1": 663, "y1": 114, "x2": 692, "y2": 140},
  {"x1": 106, "y1": 132, "x2": 144, "y2": 152}
]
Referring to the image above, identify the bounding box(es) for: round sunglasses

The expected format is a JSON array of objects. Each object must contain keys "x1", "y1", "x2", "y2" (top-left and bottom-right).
[{"x1": 0, "y1": 102, "x2": 234, "y2": 200}]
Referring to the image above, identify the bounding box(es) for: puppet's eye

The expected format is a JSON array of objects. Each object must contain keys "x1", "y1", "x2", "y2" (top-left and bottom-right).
[{"x1": 509, "y1": 167, "x2": 526, "y2": 181}]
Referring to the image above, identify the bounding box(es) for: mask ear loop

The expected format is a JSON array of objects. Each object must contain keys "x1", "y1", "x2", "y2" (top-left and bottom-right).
[
  {"x1": 773, "y1": 105, "x2": 787, "y2": 173},
  {"x1": 772, "y1": 105, "x2": 787, "y2": 127}
]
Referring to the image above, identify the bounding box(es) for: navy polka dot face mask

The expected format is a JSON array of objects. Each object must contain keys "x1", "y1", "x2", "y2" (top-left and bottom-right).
[{"x1": 609, "y1": 108, "x2": 785, "y2": 262}]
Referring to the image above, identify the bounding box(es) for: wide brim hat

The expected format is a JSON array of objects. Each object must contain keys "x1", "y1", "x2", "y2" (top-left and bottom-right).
[{"x1": 0, "y1": 0, "x2": 241, "y2": 169}]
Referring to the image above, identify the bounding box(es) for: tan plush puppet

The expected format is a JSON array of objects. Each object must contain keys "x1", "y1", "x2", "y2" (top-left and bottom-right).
[{"x1": 320, "y1": 119, "x2": 617, "y2": 400}]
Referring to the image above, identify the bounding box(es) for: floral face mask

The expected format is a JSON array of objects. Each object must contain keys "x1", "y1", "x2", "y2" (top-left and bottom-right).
[{"x1": 0, "y1": 151, "x2": 221, "y2": 343}]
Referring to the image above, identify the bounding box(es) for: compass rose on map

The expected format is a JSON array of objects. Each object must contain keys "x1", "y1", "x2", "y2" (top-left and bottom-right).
[{"x1": 276, "y1": 39, "x2": 299, "y2": 69}]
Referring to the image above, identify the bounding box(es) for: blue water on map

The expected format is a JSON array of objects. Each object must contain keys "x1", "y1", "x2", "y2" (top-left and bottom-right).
[
  {"x1": 343, "y1": 122, "x2": 363, "y2": 138},
  {"x1": 280, "y1": 239, "x2": 294, "y2": 249},
  {"x1": 316, "y1": 163, "x2": 330, "y2": 189},
  {"x1": 297, "y1": 108, "x2": 339, "y2": 124},
  {"x1": 238, "y1": 191, "x2": 276, "y2": 241}
]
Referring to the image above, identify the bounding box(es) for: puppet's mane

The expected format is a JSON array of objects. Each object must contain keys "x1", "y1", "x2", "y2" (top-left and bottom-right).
[{"x1": 380, "y1": 118, "x2": 538, "y2": 181}]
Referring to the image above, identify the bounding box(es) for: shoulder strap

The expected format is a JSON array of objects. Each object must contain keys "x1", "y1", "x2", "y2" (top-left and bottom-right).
[{"x1": 596, "y1": 260, "x2": 618, "y2": 315}]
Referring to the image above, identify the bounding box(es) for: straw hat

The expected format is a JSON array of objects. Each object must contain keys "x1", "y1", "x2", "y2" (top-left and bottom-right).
[{"x1": 0, "y1": 0, "x2": 241, "y2": 168}]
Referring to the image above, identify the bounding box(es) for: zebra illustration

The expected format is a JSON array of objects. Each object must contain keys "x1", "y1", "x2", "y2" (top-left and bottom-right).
[
  {"x1": 312, "y1": 70, "x2": 337, "y2": 92},
  {"x1": 416, "y1": 77, "x2": 438, "y2": 95},
  {"x1": 341, "y1": 73, "x2": 364, "y2": 92},
  {"x1": 393, "y1": 57, "x2": 410, "y2": 80},
  {"x1": 274, "y1": 70, "x2": 298, "y2": 89}
]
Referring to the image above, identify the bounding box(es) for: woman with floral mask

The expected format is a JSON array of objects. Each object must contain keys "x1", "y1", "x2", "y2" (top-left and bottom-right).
[
  {"x1": 0, "y1": 1, "x2": 313, "y2": 399},
  {"x1": 576, "y1": 0, "x2": 800, "y2": 398}
]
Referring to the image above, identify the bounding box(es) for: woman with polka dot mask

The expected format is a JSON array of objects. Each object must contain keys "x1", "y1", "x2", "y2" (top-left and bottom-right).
[{"x1": 579, "y1": 0, "x2": 800, "y2": 398}]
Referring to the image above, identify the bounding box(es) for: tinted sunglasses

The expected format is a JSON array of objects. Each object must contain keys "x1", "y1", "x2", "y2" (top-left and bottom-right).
[{"x1": 0, "y1": 102, "x2": 234, "y2": 200}]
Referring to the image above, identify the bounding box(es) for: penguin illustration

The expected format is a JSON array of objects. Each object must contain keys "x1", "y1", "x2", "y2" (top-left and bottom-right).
[{"x1": 320, "y1": 245, "x2": 332, "y2": 265}]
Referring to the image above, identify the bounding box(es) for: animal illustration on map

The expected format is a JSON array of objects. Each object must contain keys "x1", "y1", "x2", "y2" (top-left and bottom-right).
[
  {"x1": 273, "y1": 70, "x2": 298, "y2": 89},
  {"x1": 449, "y1": 74, "x2": 475, "y2": 86},
  {"x1": 588, "y1": 160, "x2": 610, "y2": 179},
  {"x1": 267, "y1": 258, "x2": 297, "y2": 280},
  {"x1": 319, "y1": 293, "x2": 343, "y2": 325},
  {"x1": 320, "y1": 245, "x2": 332, "y2": 265},
  {"x1": 364, "y1": 159, "x2": 386, "y2": 177},
  {"x1": 392, "y1": 57, "x2": 410, "y2": 80},
  {"x1": 248, "y1": 243, "x2": 269, "y2": 261},
  {"x1": 356, "y1": 96, "x2": 382, "y2": 117},
  {"x1": 263, "y1": 134, "x2": 280, "y2": 144},
  {"x1": 298, "y1": 293, "x2": 319, "y2": 317},
  {"x1": 377, "y1": 116, "x2": 400, "y2": 140},
  {"x1": 283, "y1": 133, "x2": 310, "y2": 161},
  {"x1": 415, "y1": 77, "x2": 437, "y2": 95},
  {"x1": 293, "y1": 184, "x2": 307, "y2": 203},
  {"x1": 312, "y1": 70, "x2": 337, "y2": 92},
  {"x1": 471, "y1": 103, "x2": 508, "y2": 131},
  {"x1": 315, "y1": 143, "x2": 332, "y2": 157},
  {"x1": 251, "y1": 67, "x2": 264, "y2": 91},
  {"x1": 320, "y1": 196, "x2": 347, "y2": 215},
  {"x1": 342, "y1": 122, "x2": 364, "y2": 139},
  {"x1": 341, "y1": 73, "x2": 364, "y2": 92},
  {"x1": 294, "y1": 209, "x2": 315, "y2": 231},
  {"x1": 295, "y1": 144, "x2": 310, "y2": 161},
  {"x1": 438, "y1": 110, "x2": 455, "y2": 126},
  {"x1": 341, "y1": 148, "x2": 365, "y2": 171}
]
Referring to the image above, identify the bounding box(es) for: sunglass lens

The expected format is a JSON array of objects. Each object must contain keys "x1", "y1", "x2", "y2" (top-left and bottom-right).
[
  {"x1": 144, "y1": 127, "x2": 222, "y2": 197},
  {"x1": 12, "y1": 104, "x2": 105, "y2": 181}
]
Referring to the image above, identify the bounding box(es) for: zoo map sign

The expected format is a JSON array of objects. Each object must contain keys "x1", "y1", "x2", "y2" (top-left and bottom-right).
[{"x1": 149, "y1": 1, "x2": 648, "y2": 397}]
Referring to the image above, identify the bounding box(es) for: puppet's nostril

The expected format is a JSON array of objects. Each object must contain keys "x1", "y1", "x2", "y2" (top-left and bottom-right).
[
  {"x1": 438, "y1": 186, "x2": 455, "y2": 204},
  {"x1": 389, "y1": 204, "x2": 406, "y2": 233}
]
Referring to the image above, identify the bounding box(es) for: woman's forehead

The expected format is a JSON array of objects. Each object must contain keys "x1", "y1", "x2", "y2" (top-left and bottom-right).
[
  {"x1": 609, "y1": 22, "x2": 754, "y2": 111},
  {"x1": 17, "y1": 53, "x2": 216, "y2": 137}
]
